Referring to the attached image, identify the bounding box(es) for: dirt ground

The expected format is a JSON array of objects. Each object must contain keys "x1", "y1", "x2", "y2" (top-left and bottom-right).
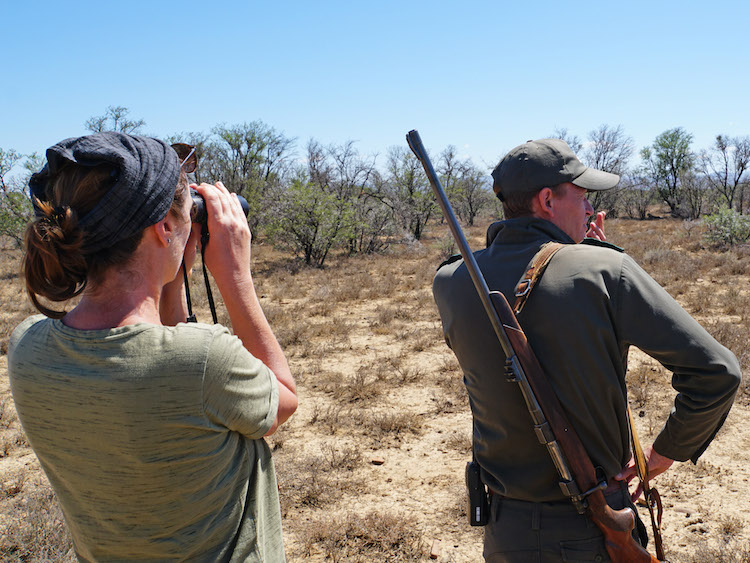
[{"x1": 1, "y1": 218, "x2": 749, "y2": 561}]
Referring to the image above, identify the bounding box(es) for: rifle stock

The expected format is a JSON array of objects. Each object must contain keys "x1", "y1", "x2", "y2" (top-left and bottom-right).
[{"x1": 407, "y1": 129, "x2": 662, "y2": 562}]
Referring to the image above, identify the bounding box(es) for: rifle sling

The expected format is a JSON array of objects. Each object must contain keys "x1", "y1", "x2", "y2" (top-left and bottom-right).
[
  {"x1": 514, "y1": 242, "x2": 565, "y2": 314},
  {"x1": 628, "y1": 406, "x2": 666, "y2": 560}
]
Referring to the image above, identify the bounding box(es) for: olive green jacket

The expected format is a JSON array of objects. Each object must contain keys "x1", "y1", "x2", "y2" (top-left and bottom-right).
[{"x1": 433, "y1": 217, "x2": 740, "y2": 502}]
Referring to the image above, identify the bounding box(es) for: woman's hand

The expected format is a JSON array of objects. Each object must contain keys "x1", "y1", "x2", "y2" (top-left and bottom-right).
[{"x1": 191, "y1": 182, "x2": 253, "y2": 288}]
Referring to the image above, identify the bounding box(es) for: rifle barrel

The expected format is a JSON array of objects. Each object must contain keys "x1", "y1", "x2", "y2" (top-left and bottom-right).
[{"x1": 406, "y1": 130, "x2": 512, "y2": 359}]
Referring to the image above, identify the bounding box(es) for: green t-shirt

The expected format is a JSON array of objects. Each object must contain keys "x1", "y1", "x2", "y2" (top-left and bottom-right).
[{"x1": 9, "y1": 316, "x2": 283, "y2": 562}]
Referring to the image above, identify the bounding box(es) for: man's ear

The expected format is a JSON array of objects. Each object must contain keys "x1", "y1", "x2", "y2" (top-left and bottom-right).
[{"x1": 533, "y1": 187, "x2": 555, "y2": 219}]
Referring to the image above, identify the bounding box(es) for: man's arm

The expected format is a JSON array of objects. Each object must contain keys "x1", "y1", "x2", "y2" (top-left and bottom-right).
[{"x1": 618, "y1": 256, "x2": 741, "y2": 464}]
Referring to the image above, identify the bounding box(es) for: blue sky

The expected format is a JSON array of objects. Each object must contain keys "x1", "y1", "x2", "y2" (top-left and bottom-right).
[{"x1": 3, "y1": 1, "x2": 749, "y2": 173}]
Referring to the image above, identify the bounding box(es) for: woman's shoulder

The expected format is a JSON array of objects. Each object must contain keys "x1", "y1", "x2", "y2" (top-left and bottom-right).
[
  {"x1": 9, "y1": 314, "x2": 50, "y2": 349},
  {"x1": 166, "y1": 322, "x2": 233, "y2": 343},
  {"x1": 158, "y1": 323, "x2": 245, "y2": 361}
]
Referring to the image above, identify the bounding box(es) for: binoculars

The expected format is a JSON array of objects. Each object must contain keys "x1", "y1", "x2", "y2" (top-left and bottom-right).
[{"x1": 190, "y1": 188, "x2": 250, "y2": 224}]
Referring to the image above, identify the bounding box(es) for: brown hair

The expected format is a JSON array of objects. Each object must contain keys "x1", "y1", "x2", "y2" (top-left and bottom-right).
[
  {"x1": 23, "y1": 164, "x2": 188, "y2": 318},
  {"x1": 501, "y1": 183, "x2": 566, "y2": 219}
]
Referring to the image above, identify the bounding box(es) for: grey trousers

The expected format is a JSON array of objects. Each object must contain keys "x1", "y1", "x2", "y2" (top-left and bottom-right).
[{"x1": 483, "y1": 482, "x2": 646, "y2": 562}]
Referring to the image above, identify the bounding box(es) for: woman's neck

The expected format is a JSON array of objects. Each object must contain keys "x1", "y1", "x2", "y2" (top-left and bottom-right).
[{"x1": 62, "y1": 269, "x2": 163, "y2": 330}]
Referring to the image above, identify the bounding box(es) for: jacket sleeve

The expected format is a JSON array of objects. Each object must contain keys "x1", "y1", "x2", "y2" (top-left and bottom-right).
[{"x1": 616, "y1": 255, "x2": 741, "y2": 462}]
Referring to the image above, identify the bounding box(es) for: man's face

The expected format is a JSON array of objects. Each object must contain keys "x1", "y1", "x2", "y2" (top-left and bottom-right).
[{"x1": 549, "y1": 182, "x2": 594, "y2": 243}]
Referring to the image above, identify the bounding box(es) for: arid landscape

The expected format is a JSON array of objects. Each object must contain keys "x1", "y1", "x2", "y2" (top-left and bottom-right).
[{"x1": 1, "y1": 215, "x2": 749, "y2": 562}]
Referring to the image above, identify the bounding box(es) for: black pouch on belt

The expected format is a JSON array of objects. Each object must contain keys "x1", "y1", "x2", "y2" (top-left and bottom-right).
[{"x1": 466, "y1": 460, "x2": 489, "y2": 526}]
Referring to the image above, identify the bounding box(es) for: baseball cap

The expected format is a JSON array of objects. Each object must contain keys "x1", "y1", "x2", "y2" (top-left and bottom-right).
[{"x1": 491, "y1": 138, "x2": 619, "y2": 198}]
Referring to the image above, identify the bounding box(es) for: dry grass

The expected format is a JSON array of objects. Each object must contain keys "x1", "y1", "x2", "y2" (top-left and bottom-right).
[
  {"x1": 684, "y1": 539, "x2": 750, "y2": 563},
  {"x1": 295, "y1": 512, "x2": 425, "y2": 562},
  {"x1": 275, "y1": 443, "x2": 364, "y2": 512},
  {"x1": 0, "y1": 483, "x2": 76, "y2": 562},
  {"x1": 2, "y1": 214, "x2": 750, "y2": 561}
]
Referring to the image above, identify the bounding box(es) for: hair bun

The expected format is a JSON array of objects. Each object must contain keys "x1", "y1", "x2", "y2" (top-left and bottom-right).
[
  {"x1": 52, "y1": 206, "x2": 69, "y2": 225},
  {"x1": 36, "y1": 201, "x2": 79, "y2": 239}
]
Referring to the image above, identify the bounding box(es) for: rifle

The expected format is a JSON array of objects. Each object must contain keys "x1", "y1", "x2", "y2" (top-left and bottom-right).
[{"x1": 406, "y1": 129, "x2": 663, "y2": 563}]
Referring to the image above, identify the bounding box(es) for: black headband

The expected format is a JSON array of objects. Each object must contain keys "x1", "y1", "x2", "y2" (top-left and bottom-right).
[{"x1": 29, "y1": 131, "x2": 180, "y2": 254}]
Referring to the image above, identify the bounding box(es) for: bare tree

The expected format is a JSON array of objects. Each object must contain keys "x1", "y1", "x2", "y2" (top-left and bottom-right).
[
  {"x1": 582, "y1": 125, "x2": 634, "y2": 216},
  {"x1": 681, "y1": 171, "x2": 710, "y2": 220},
  {"x1": 85, "y1": 106, "x2": 146, "y2": 134},
  {"x1": 326, "y1": 141, "x2": 387, "y2": 254},
  {"x1": 583, "y1": 125, "x2": 634, "y2": 177},
  {"x1": 438, "y1": 146, "x2": 492, "y2": 226},
  {"x1": 551, "y1": 127, "x2": 583, "y2": 154},
  {"x1": 620, "y1": 175, "x2": 655, "y2": 220},
  {"x1": 699, "y1": 135, "x2": 750, "y2": 212},
  {"x1": 373, "y1": 146, "x2": 434, "y2": 241}
]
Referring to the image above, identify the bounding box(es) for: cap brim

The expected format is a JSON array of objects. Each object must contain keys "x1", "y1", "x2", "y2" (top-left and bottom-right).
[{"x1": 572, "y1": 167, "x2": 620, "y2": 191}]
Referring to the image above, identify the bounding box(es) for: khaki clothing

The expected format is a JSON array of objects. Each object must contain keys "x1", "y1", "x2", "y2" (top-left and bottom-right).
[
  {"x1": 9, "y1": 316, "x2": 283, "y2": 562},
  {"x1": 433, "y1": 218, "x2": 740, "y2": 503}
]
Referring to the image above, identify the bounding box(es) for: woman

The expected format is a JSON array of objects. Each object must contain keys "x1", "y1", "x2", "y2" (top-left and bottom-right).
[{"x1": 8, "y1": 132, "x2": 297, "y2": 561}]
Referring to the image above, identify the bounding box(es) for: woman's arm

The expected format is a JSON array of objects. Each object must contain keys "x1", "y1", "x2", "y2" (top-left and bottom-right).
[
  {"x1": 159, "y1": 225, "x2": 201, "y2": 326},
  {"x1": 192, "y1": 182, "x2": 297, "y2": 434}
]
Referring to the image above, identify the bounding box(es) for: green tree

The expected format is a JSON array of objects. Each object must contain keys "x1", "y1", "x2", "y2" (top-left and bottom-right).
[
  {"x1": 202, "y1": 121, "x2": 294, "y2": 232},
  {"x1": 268, "y1": 140, "x2": 378, "y2": 267},
  {"x1": 268, "y1": 174, "x2": 352, "y2": 267},
  {"x1": 640, "y1": 127, "x2": 695, "y2": 217},
  {"x1": 85, "y1": 106, "x2": 145, "y2": 133},
  {"x1": 0, "y1": 148, "x2": 39, "y2": 247}
]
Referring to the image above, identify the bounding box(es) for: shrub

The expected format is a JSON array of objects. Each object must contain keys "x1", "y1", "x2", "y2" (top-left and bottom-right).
[{"x1": 703, "y1": 207, "x2": 750, "y2": 247}]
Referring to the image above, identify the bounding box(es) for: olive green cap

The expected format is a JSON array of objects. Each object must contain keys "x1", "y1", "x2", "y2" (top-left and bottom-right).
[{"x1": 491, "y1": 138, "x2": 619, "y2": 197}]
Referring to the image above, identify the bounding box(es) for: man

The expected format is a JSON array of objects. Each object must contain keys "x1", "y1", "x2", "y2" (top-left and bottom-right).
[{"x1": 432, "y1": 138, "x2": 741, "y2": 562}]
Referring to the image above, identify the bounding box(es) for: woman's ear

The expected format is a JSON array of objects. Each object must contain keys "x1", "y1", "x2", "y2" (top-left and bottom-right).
[{"x1": 152, "y1": 218, "x2": 173, "y2": 247}]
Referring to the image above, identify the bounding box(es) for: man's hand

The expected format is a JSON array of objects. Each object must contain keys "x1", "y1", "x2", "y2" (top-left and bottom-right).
[
  {"x1": 586, "y1": 211, "x2": 607, "y2": 241},
  {"x1": 614, "y1": 445, "x2": 674, "y2": 501}
]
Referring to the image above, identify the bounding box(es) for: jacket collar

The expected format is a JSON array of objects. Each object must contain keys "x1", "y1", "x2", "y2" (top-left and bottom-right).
[{"x1": 485, "y1": 217, "x2": 575, "y2": 248}]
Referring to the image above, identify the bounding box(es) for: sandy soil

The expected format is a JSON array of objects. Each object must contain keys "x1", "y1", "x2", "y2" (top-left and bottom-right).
[{"x1": 1, "y1": 226, "x2": 749, "y2": 562}]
